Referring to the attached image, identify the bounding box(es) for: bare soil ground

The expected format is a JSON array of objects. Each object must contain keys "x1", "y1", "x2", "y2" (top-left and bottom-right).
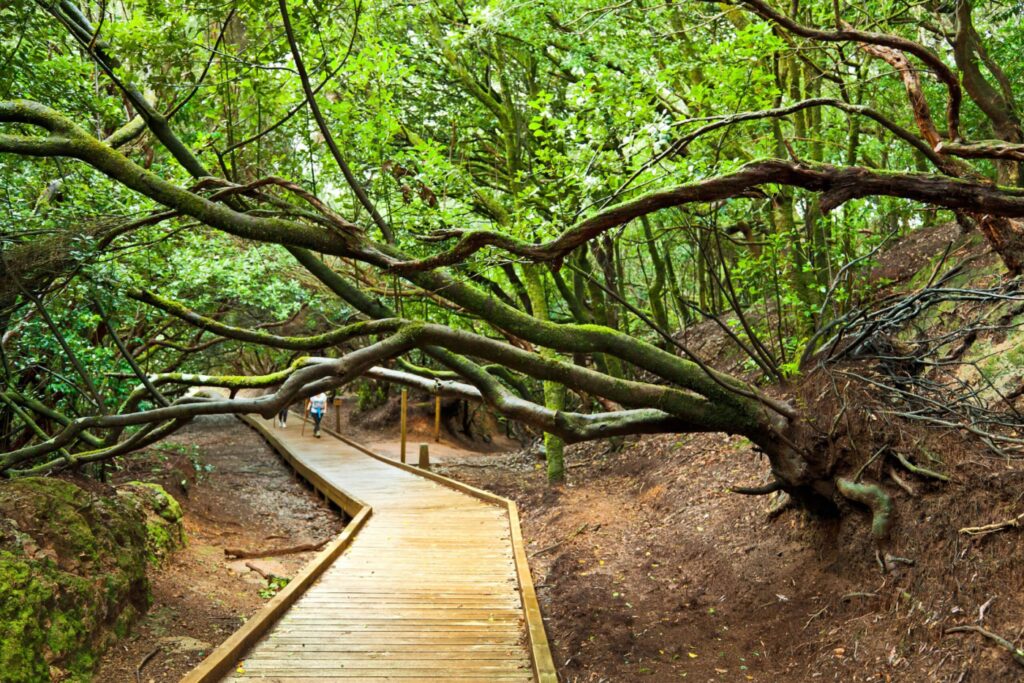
[
  {"x1": 94, "y1": 415, "x2": 344, "y2": 682},
  {"x1": 439, "y1": 433, "x2": 1024, "y2": 683}
]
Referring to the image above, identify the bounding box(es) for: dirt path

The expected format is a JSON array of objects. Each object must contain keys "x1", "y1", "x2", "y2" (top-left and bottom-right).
[{"x1": 94, "y1": 415, "x2": 344, "y2": 682}]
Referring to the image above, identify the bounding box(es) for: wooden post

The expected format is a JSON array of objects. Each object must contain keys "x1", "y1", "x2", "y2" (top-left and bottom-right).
[
  {"x1": 334, "y1": 396, "x2": 341, "y2": 433},
  {"x1": 399, "y1": 388, "x2": 408, "y2": 463},
  {"x1": 418, "y1": 443, "x2": 430, "y2": 470},
  {"x1": 434, "y1": 395, "x2": 441, "y2": 443}
]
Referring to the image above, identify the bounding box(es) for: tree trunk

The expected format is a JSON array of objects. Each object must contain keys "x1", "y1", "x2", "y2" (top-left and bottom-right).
[{"x1": 523, "y1": 265, "x2": 566, "y2": 484}]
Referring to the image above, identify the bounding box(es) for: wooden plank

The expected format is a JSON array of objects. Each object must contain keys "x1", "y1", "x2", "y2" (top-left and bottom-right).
[
  {"x1": 255, "y1": 644, "x2": 523, "y2": 652},
  {"x1": 224, "y1": 676, "x2": 532, "y2": 682},
  {"x1": 508, "y1": 502, "x2": 558, "y2": 683},
  {"x1": 235, "y1": 665, "x2": 531, "y2": 674}
]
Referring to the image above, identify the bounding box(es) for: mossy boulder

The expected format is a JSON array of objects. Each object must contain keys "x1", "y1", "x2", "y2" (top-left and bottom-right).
[
  {"x1": 0, "y1": 477, "x2": 151, "y2": 682},
  {"x1": 117, "y1": 482, "x2": 186, "y2": 564}
]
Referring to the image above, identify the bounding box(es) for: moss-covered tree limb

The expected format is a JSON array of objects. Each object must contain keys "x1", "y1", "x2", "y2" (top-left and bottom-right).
[
  {"x1": 381, "y1": 160, "x2": 1024, "y2": 274},
  {"x1": 1, "y1": 340, "x2": 701, "y2": 473},
  {"x1": 1, "y1": 387, "x2": 104, "y2": 447},
  {"x1": 288, "y1": 247, "x2": 539, "y2": 402},
  {"x1": 123, "y1": 289, "x2": 749, "y2": 435},
  {"x1": 13, "y1": 102, "x2": 1024, "y2": 279}
]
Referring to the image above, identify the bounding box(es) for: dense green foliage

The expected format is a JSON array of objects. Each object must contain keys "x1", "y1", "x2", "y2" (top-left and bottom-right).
[{"x1": 2, "y1": 0, "x2": 1024, "y2": 489}]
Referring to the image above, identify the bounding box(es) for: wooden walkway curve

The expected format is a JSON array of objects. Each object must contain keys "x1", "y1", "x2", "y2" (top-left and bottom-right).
[{"x1": 182, "y1": 415, "x2": 556, "y2": 683}]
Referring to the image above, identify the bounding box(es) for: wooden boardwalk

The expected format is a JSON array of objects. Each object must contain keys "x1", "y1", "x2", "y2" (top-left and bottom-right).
[{"x1": 182, "y1": 416, "x2": 556, "y2": 682}]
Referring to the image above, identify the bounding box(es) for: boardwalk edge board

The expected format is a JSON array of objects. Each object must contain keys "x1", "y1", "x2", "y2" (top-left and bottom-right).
[{"x1": 180, "y1": 414, "x2": 557, "y2": 683}]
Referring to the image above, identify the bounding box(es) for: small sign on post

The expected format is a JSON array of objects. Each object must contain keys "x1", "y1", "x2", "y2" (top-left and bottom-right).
[
  {"x1": 418, "y1": 444, "x2": 430, "y2": 470},
  {"x1": 333, "y1": 396, "x2": 342, "y2": 433}
]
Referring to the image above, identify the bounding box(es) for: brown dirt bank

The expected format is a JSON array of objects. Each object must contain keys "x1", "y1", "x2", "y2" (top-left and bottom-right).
[
  {"x1": 94, "y1": 415, "x2": 343, "y2": 682},
  {"x1": 439, "y1": 431, "x2": 1024, "y2": 682}
]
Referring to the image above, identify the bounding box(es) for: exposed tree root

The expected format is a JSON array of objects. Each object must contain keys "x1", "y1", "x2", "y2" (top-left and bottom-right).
[
  {"x1": 959, "y1": 511, "x2": 1024, "y2": 537},
  {"x1": 730, "y1": 480, "x2": 784, "y2": 495},
  {"x1": 876, "y1": 551, "x2": 915, "y2": 572},
  {"x1": 946, "y1": 625, "x2": 1024, "y2": 667},
  {"x1": 893, "y1": 451, "x2": 949, "y2": 482},
  {"x1": 886, "y1": 467, "x2": 918, "y2": 497},
  {"x1": 766, "y1": 490, "x2": 793, "y2": 519},
  {"x1": 836, "y1": 478, "x2": 894, "y2": 540}
]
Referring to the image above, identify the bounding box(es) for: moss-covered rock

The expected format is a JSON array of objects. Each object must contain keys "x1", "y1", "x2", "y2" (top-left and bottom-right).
[
  {"x1": 118, "y1": 482, "x2": 186, "y2": 564},
  {"x1": 0, "y1": 477, "x2": 151, "y2": 682}
]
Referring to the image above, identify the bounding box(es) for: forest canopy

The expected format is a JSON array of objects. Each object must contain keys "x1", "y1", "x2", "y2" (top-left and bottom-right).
[{"x1": 3, "y1": 0, "x2": 1024, "y2": 524}]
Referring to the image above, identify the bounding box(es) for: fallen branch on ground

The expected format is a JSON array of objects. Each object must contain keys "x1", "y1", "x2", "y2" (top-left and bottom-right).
[
  {"x1": 529, "y1": 523, "x2": 590, "y2": 558},
  {"x1": 840, "y1": 592, "x2": 878, "y2": 601},
  {"x1": 135, "y1": 647, "x2": 160, "y2": 683},
  {"x1": 245, "y1": 561, "x2": 271, "y2": 579},
  {"x1": 224, "y1": 538, "x2": 330, "y2": 559},
  {"x1": 946, "y1": 624, "x2": 1024, "y2": 666}
]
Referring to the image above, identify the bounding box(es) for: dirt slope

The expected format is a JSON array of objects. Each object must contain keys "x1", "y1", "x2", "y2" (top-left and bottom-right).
[{"x1": 442, "y1": 431, "x2": 1023, "y2": 682}]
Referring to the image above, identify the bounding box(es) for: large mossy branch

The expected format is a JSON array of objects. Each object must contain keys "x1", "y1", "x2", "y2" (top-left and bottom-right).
[
  {"x1": 127, "y1": 288, "x2": 745, "y2": 433},
  {"x1": 1, "y1": 339, "x2": 695, "y2": 473},
  {"x1": 1, "y1": 388, "x2": 104, "y2": 448},
  {"x1": 383, "y1": 161, "x2": 1024, "y2": 273},
  {"x1": 8, "y1": 417, "x2": 188, "y2": 478},
  {"x1": 286, "y1": 247, "x2": 539, "y2": 402},
  {"x1": 0, "y1": 336, "x2": 412, "y2": 471},
  {"x1": 128, "y1": 288, "x2": 397, "y2": 350},
  {"x1": 367, "y1": 251, "x2": 789, "y2": 422},
  {"x1": 10, "y1": 102, "x2": 1024, "y2": 271},
  {"x1": 0, "y1": 101, "x2": 364, "y2": 258}
]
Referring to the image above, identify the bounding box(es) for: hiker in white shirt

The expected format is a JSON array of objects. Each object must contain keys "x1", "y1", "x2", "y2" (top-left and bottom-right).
[{"x1": 307, "y1": 392, "x2": 328, "y2": 438}]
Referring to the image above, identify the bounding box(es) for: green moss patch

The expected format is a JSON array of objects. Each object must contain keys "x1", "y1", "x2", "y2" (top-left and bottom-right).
[
  {"x1": 118, "y1": 482, "x2": 186, "y2": 564},
  {"x1": 0, "y1": 477, "x2": 151, "y2": 681}
]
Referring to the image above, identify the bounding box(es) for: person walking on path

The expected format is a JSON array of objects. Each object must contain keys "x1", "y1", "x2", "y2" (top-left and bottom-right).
[
  {"x1": 308, "y1": 392, "x2": 328, "y2": 438},
  {"x1": 277, "y1": 403, "x2": 290, "y2": 429}
]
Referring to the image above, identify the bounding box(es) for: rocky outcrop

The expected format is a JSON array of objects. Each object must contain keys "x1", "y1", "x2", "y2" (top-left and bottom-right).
[{"x1": 0, "y1": 477, "x2": 183, "y2": 681}]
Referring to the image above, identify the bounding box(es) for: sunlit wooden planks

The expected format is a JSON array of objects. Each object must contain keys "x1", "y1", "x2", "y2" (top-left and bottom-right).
[{"x1": 183, "y1": 415, "x2": 554, "y2": 682}]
